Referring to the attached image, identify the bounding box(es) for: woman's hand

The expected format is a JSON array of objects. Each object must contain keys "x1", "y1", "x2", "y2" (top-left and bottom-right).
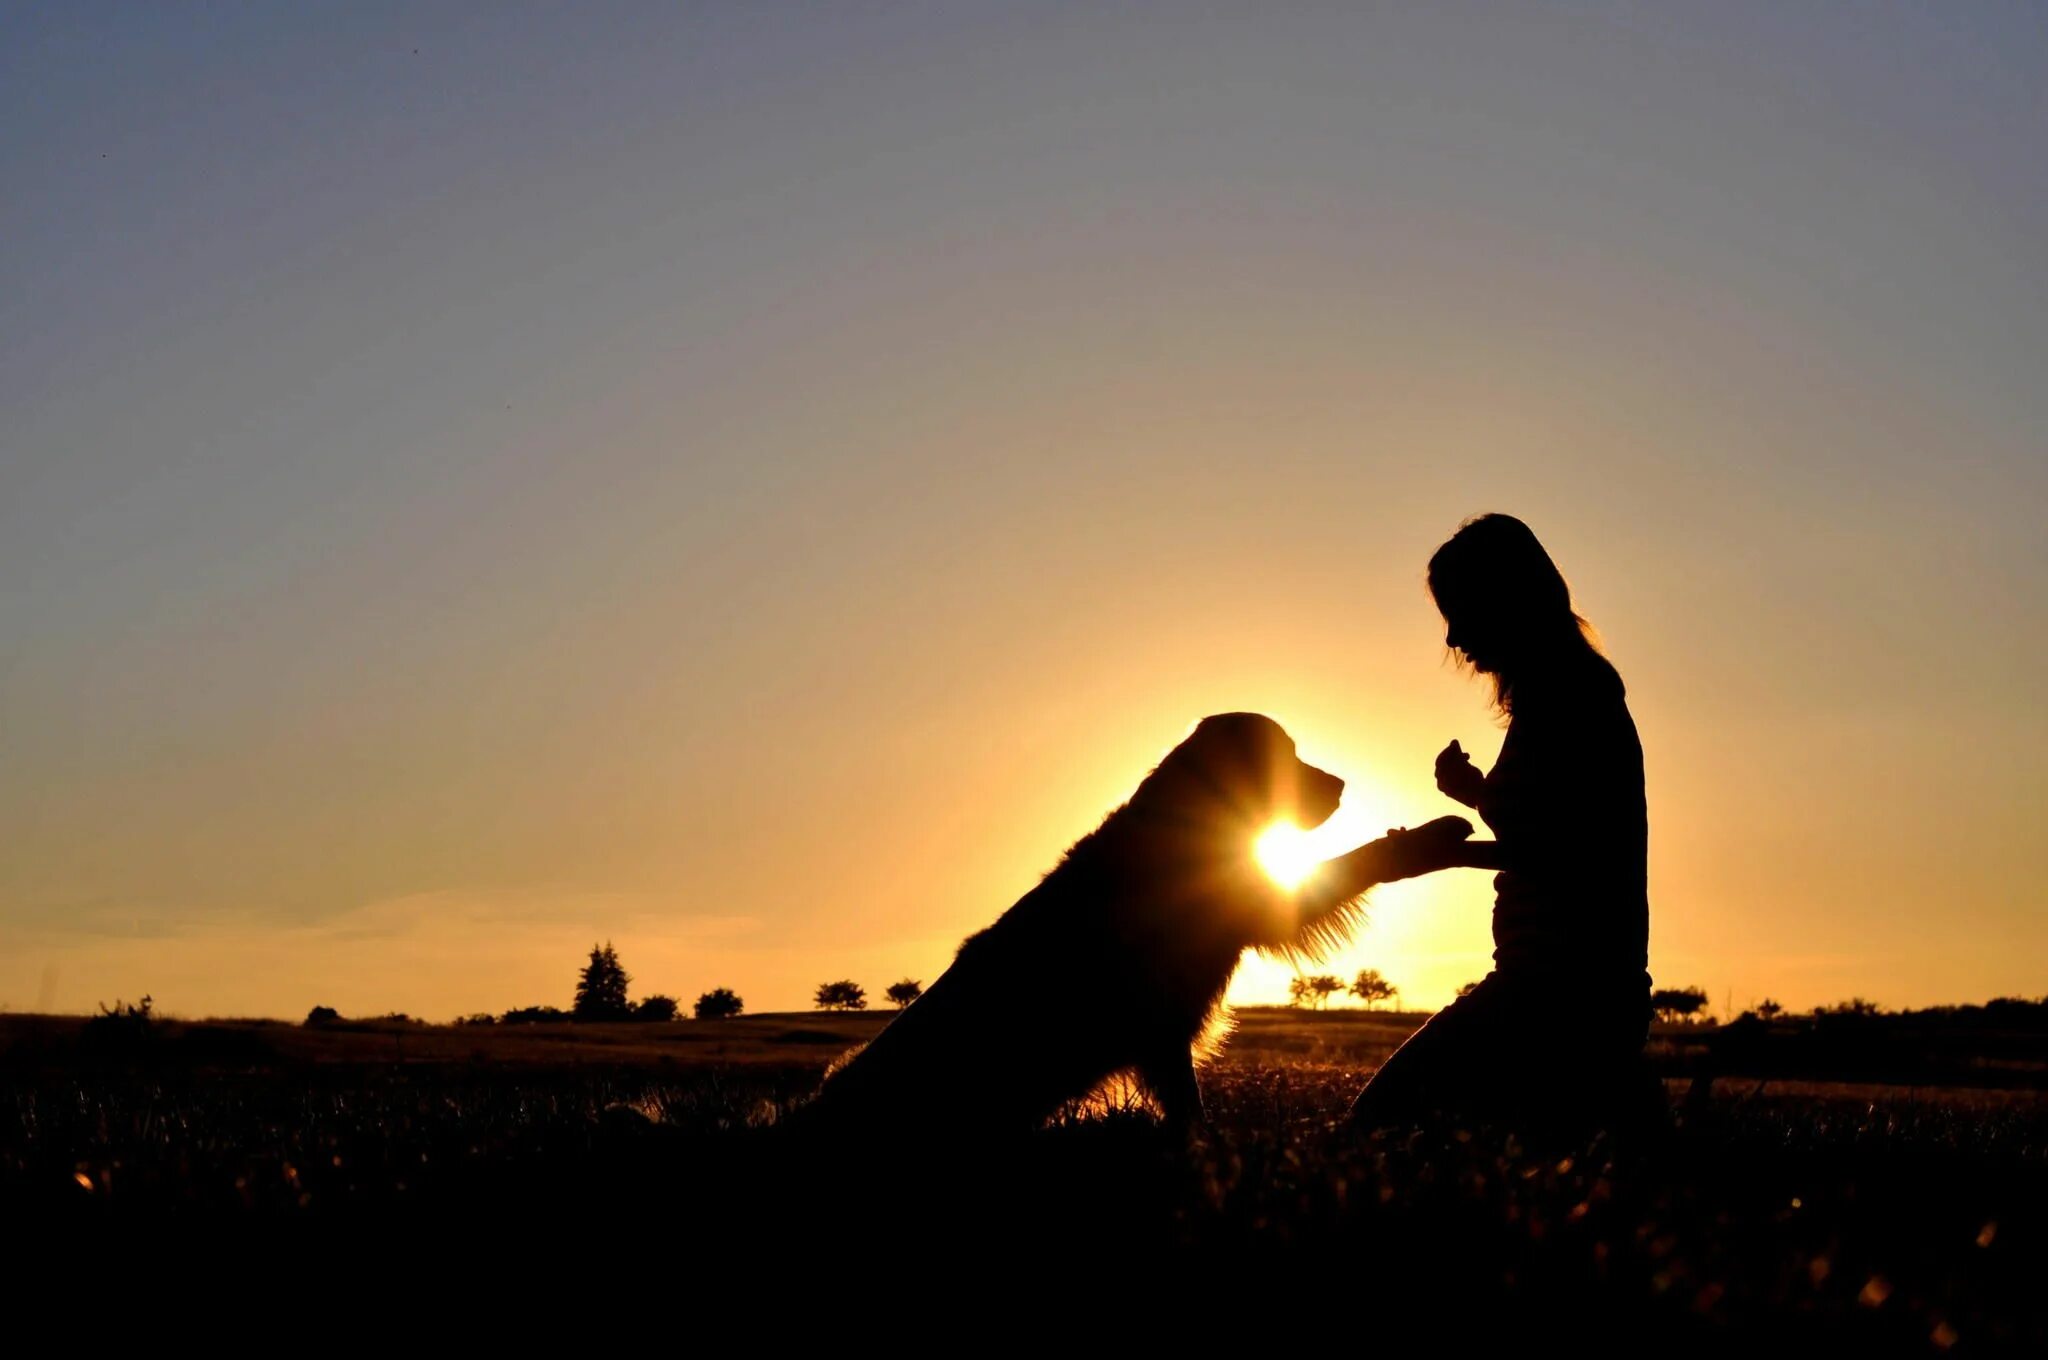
[{"x1": 1435, "y1": 739, "x2": 1486, "y2": 808}]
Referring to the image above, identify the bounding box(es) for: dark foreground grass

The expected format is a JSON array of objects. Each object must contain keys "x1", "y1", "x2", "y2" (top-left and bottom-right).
[{"x1": 3, "y1": 1019, "x2": 2043, "y2": 1350}]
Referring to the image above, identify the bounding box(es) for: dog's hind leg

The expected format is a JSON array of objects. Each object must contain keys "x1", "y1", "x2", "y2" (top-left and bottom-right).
[{"x1": 1142, "y1": 1045, "x2": 1205, "y2": 1128}]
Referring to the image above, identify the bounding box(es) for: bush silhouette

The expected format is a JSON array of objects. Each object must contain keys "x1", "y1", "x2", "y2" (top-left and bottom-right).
[
  {"x1": 305, "y1": 1005, "x2": 341, "y2": 1027},
  {"x1": 633, "y1": 994, "x2": 680, "y2": 1022},
  {"x1": 814, "y1": 980, "x2": 867, "y2": 1012},
  {"x1": 884, "y1": 979, "x2": 923, "y2": 1009},
  {"x1": 694, "y1": 988, "x2": 743, "y2": 1020},
  {"x1": 501, "y1": 1005, "x2": 570, "y2": 1025},
  {"x1": 573, "y1": 942, "x2": 632, "y2": 1021},
  {"x1": 454, "y1": 1012, "x2": 496, "y2": 1026},
  {"x1": 1651, "y1": 986, "x2": 1711, "y2": 1023},
  {"x1": 81, "y1": 996, "x2": 156, "y2": 1058}
]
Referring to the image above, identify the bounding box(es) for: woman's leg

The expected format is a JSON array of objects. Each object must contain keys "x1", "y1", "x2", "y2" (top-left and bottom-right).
[
  {"x1": 1350, "y1": 973, "x2": 1653, "y2": 1135},
  {"x1": 1348, "y1": 978, "x2": 1518, "y2": 1128}
]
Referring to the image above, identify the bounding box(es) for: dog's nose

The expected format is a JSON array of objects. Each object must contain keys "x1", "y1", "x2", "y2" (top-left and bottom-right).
[{"x1": 1310, "y1": 766, "x2": 1344, "y2": 808}]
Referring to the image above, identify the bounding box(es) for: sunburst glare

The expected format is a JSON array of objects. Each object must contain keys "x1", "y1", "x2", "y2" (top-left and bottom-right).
[
  {"x1": 1253, "y1": 783, "x2": 1394, "y2": 894},
  {"x1": 1255, "y1": 822, "x2": 1321, "y2": 890}
]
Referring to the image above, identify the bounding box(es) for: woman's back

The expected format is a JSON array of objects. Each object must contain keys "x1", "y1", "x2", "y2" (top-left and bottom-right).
[{"x1": 1478, "y1": 654, "x2": 1648, "y2": 981}]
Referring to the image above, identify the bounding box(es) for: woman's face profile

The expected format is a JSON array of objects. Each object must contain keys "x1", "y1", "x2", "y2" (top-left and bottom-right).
[
  {"x1": 1444, "y1": 615, "x2": 1497, "y2": 673},
  {"x1": 1436, "y1": 585, "x2": 1507, "y2": 674}
]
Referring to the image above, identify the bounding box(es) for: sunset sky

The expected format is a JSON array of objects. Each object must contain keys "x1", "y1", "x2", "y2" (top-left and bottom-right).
[{"x1": 5, "y1": 5, "x2": 2043, "y2": 1020}]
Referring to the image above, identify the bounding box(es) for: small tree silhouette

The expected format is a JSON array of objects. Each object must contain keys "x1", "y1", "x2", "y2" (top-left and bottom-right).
[
  {"x1": 1650, "y1": 986, "x2": 1710, "y2": 1024},
  {"x1": 1289, "y1": 974, "x2": 1344, "y2": 1009},
  {"x1": 1456, "y1": 980, "x2": 1483, "y2": 999},
  {"x1": 305, "y1": 1005, "x2": 341, "y2": 1027},
  {"x1": 573, "y1": 942, "x2": 632, "y2": 1021},
  {"x1": 694, "y1": 987, "x2": 744, "y2": 1020},
  {"x1": 82, "y1": 995, "x2": 157, "y2": 1056},
  {"x1": 1351, "y1": 969, "x2": 1399, "y2": 1010},
  {"x1": 814, "y1": 980, "x2": 867, "y2": 1012},
  {"x1": 633, "y1": 994, "x2": 679, "y2": 1022},
  {"x1": 1756, "y1": 998, "x2": 1784, "y2": 1020},
  {"x1": 884, "y1": 979, "x2": 923, "y2": 1009}
]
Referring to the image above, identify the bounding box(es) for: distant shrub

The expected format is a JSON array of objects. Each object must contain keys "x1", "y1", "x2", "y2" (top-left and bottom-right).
[
  {"x1": 501, "y1": 1005, "x2": 571, "y2": 1025},
  {"x1": 1456, "y1": 980, "x2": 1483, "y2": 999},
  {"x1": 633, "y1": 994, "x2": 680, "y2": 1023},
  {"x1": 305, "y1": 1005, "x2": 342, "y2": 1027},
  {"x1": 884, "y1": 979, "x2": 923, "y2": 1009},
  {"x1": 81, "y1": 996, "x2": 156, "y2": 1057},
  {"x1": 1651, "y1": 987, "x2": 1711, "y2": 1023},
  {"x1": 814, "y1": 980, "x2": 867, "y2": 1012},
  {"x1": 694, "y1": 988, "x2": 743, "y2": 1020},
  {"x1": 1814, "y1": 997, "x2": 1884, "y2": 1019},
  {"x1": 378, "y1": 1013, "x2": 427, "y2": 1026},
  {"x1": 1981, "y1": 997, "x2": 2048, "y2": 1027},
  {"x1": 454, "y1": 1012, "x2": 496, "y2": 1027}
]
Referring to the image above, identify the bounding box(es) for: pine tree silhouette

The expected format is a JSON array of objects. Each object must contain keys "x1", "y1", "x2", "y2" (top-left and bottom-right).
[{"x1": 573, "y1": 941, "x2": 632, "y2": 1021}]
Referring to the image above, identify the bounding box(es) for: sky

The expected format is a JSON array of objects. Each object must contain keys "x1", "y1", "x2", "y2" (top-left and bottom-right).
[{"x1": 4, "y1": 3, "x2": 2043, "y2": 1020}]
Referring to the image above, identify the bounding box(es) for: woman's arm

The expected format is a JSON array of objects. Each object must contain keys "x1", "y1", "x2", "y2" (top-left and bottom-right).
[{"x1": 1447, "y1": 840, "x2": 1507, "y2": 872}]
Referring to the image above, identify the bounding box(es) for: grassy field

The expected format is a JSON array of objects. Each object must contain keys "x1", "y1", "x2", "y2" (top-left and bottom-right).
[{"x1": 5, "y1": 1007, "x2": 2044, "y2": 1348}]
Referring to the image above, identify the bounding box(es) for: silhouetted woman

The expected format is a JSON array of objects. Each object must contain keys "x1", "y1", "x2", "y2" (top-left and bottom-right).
[{"x1": 1350, "y1": 514, "x2": 1652, "y2": 1135}]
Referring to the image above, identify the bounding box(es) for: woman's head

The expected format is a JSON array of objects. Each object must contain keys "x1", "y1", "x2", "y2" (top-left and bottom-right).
[{"x1": 1428, "y1": 514, "x2": 1604, "y2": 711}]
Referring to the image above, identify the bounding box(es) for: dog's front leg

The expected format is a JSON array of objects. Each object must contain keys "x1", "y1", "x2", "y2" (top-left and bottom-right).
[{"x1": 1143, "y1": 1045, "x2": 1205, "y2": 1128}]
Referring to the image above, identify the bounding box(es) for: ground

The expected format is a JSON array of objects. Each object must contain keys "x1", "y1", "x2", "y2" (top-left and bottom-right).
[{"x1": 3, "y1": 1007, "x2": 2042, "y2": 1349}]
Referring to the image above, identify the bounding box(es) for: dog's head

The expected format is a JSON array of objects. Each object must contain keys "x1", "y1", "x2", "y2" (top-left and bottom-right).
[{"x1": 1133, "y1": 713, "x2": 1344, "y2": 844}]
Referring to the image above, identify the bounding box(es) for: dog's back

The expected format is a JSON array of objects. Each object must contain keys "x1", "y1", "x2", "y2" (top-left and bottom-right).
[{"x1": 806, "y1": 831, "x2": 1175, "y2": 1131}]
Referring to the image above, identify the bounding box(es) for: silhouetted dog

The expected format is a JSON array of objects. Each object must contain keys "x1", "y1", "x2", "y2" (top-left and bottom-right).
[{"x1": 804, "y1": 712, "x2": 1469, "y2": 1134}]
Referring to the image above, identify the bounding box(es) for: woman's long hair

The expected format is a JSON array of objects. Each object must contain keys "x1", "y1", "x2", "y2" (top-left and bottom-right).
[{"x1": 1427, "y1": 514, "x2": 1614, "y2": 716}]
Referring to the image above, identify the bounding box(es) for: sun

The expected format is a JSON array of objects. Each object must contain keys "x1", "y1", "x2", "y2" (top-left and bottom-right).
[
  {"x1": 1255, "y1": 822, "x2": 1322, "y2": 891},
  {"x1": 1253, "y1": 780, "x2": 1394, "y2": 893}
]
